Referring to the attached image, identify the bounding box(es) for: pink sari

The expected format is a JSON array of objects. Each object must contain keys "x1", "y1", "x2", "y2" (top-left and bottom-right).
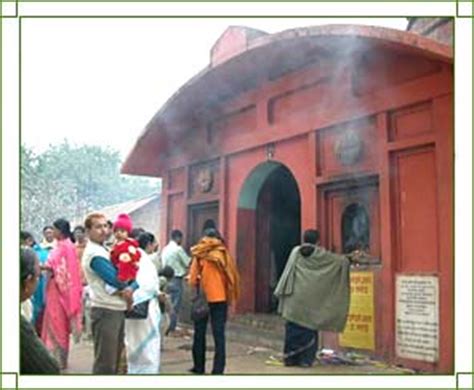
[{"x1": 41, "y1": 238, "x2": 83, "y2": 369}]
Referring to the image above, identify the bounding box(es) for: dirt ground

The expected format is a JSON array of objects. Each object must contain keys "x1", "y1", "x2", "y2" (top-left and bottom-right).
[{"x1": 65, "y1": 329, "x2": 409, "y2": 375}]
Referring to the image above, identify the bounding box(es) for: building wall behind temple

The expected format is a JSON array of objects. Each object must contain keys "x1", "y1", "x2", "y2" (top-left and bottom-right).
[
  {"x1": 406, "y1": 17, "x2": 453, "y2": 46},
  {"x1": 159, "y1": 47, "x2": 453, "y2": 372},
  {"x1": 130, "y1": 196, "x2": 161, "y2": 240}
]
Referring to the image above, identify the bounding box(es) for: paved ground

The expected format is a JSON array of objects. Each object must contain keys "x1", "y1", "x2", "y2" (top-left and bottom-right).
[{"x1": 65, "y1": 328, "x2": 409, "y2": 375}]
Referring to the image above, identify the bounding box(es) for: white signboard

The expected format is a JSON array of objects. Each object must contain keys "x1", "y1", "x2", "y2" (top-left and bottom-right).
[{"x1": 396, "y1": 275, "x2": 439, "y2": 362}]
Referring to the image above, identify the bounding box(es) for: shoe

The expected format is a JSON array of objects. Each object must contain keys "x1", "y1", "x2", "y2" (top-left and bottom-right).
[
  {"x1": 188, "y1": 367, "x2": 204, "y2": 374},
  {"x1": 299, "y1": 362, "x2": 313, "y2": 368}
]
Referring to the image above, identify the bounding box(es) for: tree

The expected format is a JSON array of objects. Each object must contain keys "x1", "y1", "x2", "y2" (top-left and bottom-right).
[{"x1": 21, "y1": 142, "x2": 160, "y2": 238}]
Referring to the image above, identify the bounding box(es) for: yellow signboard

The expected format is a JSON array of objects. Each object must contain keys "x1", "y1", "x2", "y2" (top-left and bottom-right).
[{"x1": 339, "y1": 271, "x2": 375, "y2": 350}]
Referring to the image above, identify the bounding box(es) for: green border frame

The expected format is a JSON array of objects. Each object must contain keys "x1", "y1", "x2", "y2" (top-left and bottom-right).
[
  {"x1": 456, "y1": 372, "x2": 474, "y2": 389},
  {"x1": 0, "y1": 372, "x2": 19, "y2": 390},
  {"x1": 0, "y1": 0, "x2": 18, "y2": 18},
  {"x1": 1, "y1": 1, "x2": 469, "y2": 390},
  {"x1": 456, "y1": 0, "x2": 474, "y2": 17}
]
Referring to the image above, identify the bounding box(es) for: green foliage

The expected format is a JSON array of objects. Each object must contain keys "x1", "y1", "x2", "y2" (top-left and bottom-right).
[{"x1": 21, "y1": 141, "x2": 160, "y2": 238}]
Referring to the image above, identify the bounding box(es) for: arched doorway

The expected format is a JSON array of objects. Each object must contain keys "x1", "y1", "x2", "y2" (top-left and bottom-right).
[{"x1": 237, "y1": 162, "x2": 301, "y2": 313}]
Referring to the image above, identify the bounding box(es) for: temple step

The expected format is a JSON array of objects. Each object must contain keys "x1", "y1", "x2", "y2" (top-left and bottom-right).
[{"x1": 226, "y1": 313, "x2": 285, "y2": 350}]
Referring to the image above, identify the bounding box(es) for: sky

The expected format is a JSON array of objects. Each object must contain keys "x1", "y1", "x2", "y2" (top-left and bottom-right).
[{"x1": 21, "y1": 17, "x2": 408, "y2": 163}]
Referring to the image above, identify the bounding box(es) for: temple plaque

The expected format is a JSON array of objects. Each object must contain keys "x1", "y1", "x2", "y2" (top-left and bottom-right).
[{"x1": 396, "y1": 275, "x2": 439, "y2": 362}]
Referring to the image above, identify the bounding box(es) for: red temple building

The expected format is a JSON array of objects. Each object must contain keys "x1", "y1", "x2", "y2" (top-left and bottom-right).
[{"x1": 123, "y1": 23, "x2": 453, "y2": 373}]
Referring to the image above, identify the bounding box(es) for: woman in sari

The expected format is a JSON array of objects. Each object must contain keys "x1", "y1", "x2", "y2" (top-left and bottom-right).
[
  {"x1": 124, "y1": 231, "x2": 162, "y2": 374},
  {"x1": 41, "y1": 218, "x2": 83, "y2": 369}
]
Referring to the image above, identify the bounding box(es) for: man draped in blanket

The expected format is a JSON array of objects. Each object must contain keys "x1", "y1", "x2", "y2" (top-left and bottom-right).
[{"x1": 274, "y1": 229, "x2": 354, "y2": 368}]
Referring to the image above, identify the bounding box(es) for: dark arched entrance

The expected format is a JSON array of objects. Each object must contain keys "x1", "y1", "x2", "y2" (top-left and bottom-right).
[{"x1": 237, "y1": 162, "x2": 301, "y2": 313}]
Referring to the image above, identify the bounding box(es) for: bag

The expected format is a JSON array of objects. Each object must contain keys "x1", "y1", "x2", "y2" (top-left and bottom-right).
[
  {"x1": 191, "y1": 286, "x2": 209, "y2": 322},
  {"x1": 125, "y1": 300, "x2": 150, "y2": 319}
]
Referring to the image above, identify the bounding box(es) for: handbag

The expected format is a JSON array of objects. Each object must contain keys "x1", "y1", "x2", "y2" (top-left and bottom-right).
[
  {"x1": 191, "y1": 286, "x2": 209, "y2": 322},
  {"x1": 191, "y1": 260, "x2": 209, "y2": 322},
  {"x1": 125, "y1": 300, "x2": 150, "y2": 319}
]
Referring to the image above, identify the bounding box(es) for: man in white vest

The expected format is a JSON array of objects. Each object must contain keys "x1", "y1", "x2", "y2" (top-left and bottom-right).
[{"x1": 82, "y1": 212, "x2": 137, "y2": 374}]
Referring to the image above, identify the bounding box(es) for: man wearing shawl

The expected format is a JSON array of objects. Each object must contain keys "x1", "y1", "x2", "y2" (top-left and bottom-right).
[
  {"x1": 188, "y1": 228, "x2": 240, "y2": 375},
  {"x1": 274, "y1": 229, "x2": 351, "y2": 368}
]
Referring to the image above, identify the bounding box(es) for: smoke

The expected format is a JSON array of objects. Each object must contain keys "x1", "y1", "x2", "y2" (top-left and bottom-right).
[{"x1": 142, "y1": 25, "x2": 387, "y2": 195}]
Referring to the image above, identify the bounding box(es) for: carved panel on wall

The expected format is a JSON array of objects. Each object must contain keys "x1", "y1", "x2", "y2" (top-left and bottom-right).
[
  {"x1": 316, "y1": 116, "x2": 377, "y2": 177},
  {"x1": 197, "y1": 167, "x2": 213, "y2": 193},
  {"x1": 334, "y1": 129, "x2": 364, "y2": 166},
  {"x1": 189, "y1": 159, "x2": 220, "y2": 199}
]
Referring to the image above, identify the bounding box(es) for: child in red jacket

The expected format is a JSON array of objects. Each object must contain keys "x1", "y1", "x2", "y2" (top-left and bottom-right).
[{"x1": 110, "y1": 214, "x2": 141, "y2": 284}]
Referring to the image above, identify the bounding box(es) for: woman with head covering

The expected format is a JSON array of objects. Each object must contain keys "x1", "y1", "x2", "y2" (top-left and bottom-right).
[
  {"x1": 20, "y1": 247, "x2": 60, "y2": 374},
  {"x1": 41, "y1": 218, "x2": 83, "y2": 369},
  {"x1": 123, "y1": 231, "x2": 162, "y2": 374},
  {"x1": 188, "y1": 228, "x2": 240, "y2": 375}
]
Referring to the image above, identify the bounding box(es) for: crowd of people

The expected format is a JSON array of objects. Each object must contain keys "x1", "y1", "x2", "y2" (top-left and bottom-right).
[
  {"x1": 20, "y1": 212, "x2": 241, "y2": 375},
  {"x1": 20, "y1": 210, "x2": 357, "y2": 375}
]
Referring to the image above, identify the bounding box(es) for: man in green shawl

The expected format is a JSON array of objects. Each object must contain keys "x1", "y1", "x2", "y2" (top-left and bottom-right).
[{"x1": 274, "y1": 229, "x2": 351, "y2": 367}]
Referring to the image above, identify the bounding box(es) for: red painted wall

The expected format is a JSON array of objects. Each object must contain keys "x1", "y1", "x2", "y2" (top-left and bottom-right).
[{"x1": 157, "y1": 48, "x2": 453, "y2": 372}]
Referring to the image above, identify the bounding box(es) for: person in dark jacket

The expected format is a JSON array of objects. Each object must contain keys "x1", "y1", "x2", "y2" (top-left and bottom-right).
[{"x1": 20, "y1": 247, "x2": 60, "y2": 374}]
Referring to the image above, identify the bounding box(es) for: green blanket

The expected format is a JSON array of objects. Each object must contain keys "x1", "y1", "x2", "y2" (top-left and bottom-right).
[{"x1": 274, "y1": 245, "x2": 351, "y2": 332}]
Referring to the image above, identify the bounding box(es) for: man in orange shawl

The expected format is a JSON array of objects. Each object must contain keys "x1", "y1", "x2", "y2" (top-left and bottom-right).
[{"x1": 188, "y1": 228, "x2": 240, "y2": 374}]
